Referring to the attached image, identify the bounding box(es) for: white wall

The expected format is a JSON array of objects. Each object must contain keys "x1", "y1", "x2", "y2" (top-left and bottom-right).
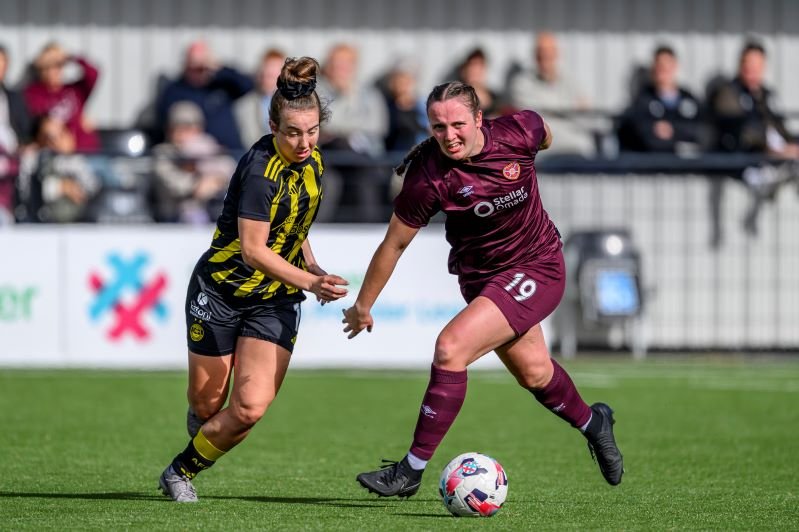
[
  {"x1": 0, "y1": 224, "x2": 509, "y2": 368},
  {"x1": 1, "y1": 174, "x2": 797, "y2": 370},
  {"x1": 538, "y1": 172, "x2": 799, "y2": 350}
]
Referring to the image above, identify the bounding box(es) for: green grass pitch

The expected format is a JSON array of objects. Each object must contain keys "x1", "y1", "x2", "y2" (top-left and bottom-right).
[{"x1": 1, "y1": 358, "x2": 797, "y2": 530}]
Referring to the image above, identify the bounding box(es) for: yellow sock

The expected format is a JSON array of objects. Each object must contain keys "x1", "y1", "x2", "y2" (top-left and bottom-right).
[{"x1": 193, "y1": 430, "x2": 227, "y2": 462}]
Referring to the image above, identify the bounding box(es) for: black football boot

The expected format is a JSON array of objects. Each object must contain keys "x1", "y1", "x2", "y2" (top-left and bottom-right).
[{"x1": 356, "y1": 457, "x2": 423, "y2": 497}]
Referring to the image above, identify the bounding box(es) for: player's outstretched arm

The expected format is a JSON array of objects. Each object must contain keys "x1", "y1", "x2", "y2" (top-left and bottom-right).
[{"x1": 342, "y1": 214, "x2": 419, "y2": 339}]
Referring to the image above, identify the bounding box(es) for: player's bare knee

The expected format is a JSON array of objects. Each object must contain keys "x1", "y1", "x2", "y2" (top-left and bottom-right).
[
  {"x1": 433, "y1": 333, "x2": 468, "y2": 370},
  {"x1": 230, "y1": 400, "x2": 270, "y2": 429},
  {"x1": 516, "y1": 358, "x2": 552, "y2": 389},
  {"x1": 189, "y1": 397, "x2": 224, "y2": 421},
  {"x1": 191, "y1": 404, "x2": 216, "y2": 421}
]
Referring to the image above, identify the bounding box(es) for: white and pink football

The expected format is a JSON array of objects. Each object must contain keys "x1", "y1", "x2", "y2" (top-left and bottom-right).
[{"x1": 438, "y1": 452, "x2": 508, "y2": 517}]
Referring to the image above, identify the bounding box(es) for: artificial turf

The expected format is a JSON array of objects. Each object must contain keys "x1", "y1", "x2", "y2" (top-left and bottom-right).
[{"x1": 1, "y1": 358, "x2": 797, "y2": 530}]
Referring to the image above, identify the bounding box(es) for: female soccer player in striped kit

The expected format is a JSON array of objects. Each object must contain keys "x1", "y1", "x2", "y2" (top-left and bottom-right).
[
  {"x1": 159, "y1": 56, "x2": 349, "y2": 502},
  {"x1": 342, "y1": 81, "x2": 624, "y2": 497}
]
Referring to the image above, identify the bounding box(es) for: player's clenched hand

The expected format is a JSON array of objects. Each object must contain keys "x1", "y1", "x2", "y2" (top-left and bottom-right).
[
  {"x1": 310, "y1": 274, "x2": 348, "y2": 303},
  {"x1": 341, "y1": 305, "x2": 374, "y2": 339},
  {"x1": 307, "y1": 265, "x2": 334, "y2": 304}
]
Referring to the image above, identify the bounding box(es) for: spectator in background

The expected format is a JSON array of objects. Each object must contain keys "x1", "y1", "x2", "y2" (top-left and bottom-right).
[
  {"x1": 709, "y1": 40, "x2": 798, "y2": 158},
  {"x1": 616, "y1": 45, "x2": 702, "y2": 154},
  {"x1": 709, "y1": 40, "x2": 799, "y2": 235},
  {"x1": 381, "y1": 58, "x2": 430, "y2": 201},
  {"x1": 23, "y1": 42, "x2": 100, "y2": 153},
  {"x1": 383, "y1": 58, "x2": 428, "y2": 153},
  {"x1": 317, "y1": 43, "x2": 389, "y2": 222},
  {"x1": 156, "y1": 40, "x2": 253, "y2": 152},
  {"x1": 0, "y1": 44, "x2": 33, "y2": 224},
  {"x1": 507, "y1": 31, "x2": 595, "y2": 157},
  {"x1": 318, "y1": 44, "x2": 389, "y2": 158},
  {"x1": 234, "y1": 48, "x2": 286, "y2": 149},
  {"x1": 455, "y1": 47, "x2": 501, "y2": 117},
  {"x1": 17, "y1": 115, "x2": 100, "y2": 223},
  {"x1": 151, "y1": 101, "x2": 236, "y2": 224}
]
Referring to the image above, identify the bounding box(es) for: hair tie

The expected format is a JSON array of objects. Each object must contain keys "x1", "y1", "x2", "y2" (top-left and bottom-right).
[{"x1": 277, "y1": 78, "x2": 317, "y2": 100}]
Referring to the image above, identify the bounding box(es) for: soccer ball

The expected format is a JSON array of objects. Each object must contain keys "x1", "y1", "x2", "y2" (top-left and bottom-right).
[{"x1": 438, "y1": 452, "x2": 508, "y2": 517}]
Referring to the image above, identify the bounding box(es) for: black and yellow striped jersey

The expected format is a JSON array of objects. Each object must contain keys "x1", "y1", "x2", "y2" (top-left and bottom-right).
[{"x1": 198, "y1": 134, "x2": 324, "y2": 300}]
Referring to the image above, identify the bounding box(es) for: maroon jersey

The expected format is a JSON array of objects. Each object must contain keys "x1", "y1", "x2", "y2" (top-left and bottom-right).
[{"x1": 394, "y1": 110, "x2": 561, "y2": 282}]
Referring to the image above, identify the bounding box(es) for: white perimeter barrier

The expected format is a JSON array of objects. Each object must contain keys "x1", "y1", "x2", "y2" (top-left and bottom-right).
[{"x1": 0, "y1": 225, "x2": 515, "y2": 369}]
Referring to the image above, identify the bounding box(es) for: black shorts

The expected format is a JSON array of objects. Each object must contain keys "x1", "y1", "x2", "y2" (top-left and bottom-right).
[{"x1": 185, "y1": 267, "x2": 303, "y2": 356}]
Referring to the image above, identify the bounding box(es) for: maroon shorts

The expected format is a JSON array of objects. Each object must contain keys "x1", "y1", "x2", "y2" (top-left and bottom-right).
[{"x1": 459, "y1": 251, "x2": 566, "y2": 337}]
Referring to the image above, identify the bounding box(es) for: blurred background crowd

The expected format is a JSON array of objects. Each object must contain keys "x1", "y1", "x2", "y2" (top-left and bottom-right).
[{"x1": 0, "y1": 31, "x2": 797, "y2": 225}]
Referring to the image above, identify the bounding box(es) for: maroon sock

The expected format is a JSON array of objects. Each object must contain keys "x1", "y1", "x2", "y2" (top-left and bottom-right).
[
  {"x1": 529, "y1": 359, "x2": 592, "y2": 428},
  {"x1": 409, "y1": 364, "x2": 468, "y2": 461}
]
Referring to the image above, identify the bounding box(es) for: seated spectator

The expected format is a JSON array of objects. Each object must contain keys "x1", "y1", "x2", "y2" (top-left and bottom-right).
[
  {"x1": 709, "y1": 40, "x2": 798, "y2": 236},
  {"x1": 317, "y1": 43, "x2": 389, "y2": 222},
  {"x1": 151, "y1": 101, "x2": 235, "y2": 224},
  {"x1": 235, "y1": 48, "x2": 286, "y2": 149},
  {"x1": 0, "y1": 44, "x2": 33, "y2": 224},
  {"x1": 455, "y1": 47, "x2": 501, "y2": 117},
  {"x1": 709, "y1": 40, "x2": 798, "y2": 157},
  {"x1": 17, "y1": 115, "x2": 100, "y2": 222},
  {"x1": 382, "y1": 58, "x2": 428, "y2": 153},
  {"x1": 156, "y1": 40, "x2": 253, "y2": 151},
  {"x1": 318, "y1": 43, "x2": 389, "y2": 158},
  {"x1": 23, "y1": 42, "x2": 100, "y2": 152},
  {"x1": 506, "y1": 31, "x2": 595, "y2": 157},
  {"x1": 616, "y1": 45, "x2": 702, "y2": 153}
]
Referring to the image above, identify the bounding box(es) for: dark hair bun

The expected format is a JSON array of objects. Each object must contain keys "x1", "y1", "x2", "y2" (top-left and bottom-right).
[{"x1": 277, "y1": 57, "x2": 319, "y2": 100}]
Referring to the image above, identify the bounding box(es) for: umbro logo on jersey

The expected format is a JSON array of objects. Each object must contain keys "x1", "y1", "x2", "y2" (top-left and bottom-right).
[
  {"x1": 421, "y1": 404, "x2": 437, "y2": 418},
  {"x1": 457, "y1": 185, "x2": 475, "y2": 197}
]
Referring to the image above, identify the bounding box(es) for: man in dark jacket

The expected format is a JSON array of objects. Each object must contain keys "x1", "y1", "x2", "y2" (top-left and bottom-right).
[
  {"x1": 709, "y1": 40, "x2": 798, "y2": 157},
  {"x1": 617, "y1": 45, "x2": 702, "y2": 153},
  {"x1": 156, "y1": 41, "x2": 253, "y2": 152},
  {"x1": 709, "y1": 41, "x2": 799, "y2": 236}
]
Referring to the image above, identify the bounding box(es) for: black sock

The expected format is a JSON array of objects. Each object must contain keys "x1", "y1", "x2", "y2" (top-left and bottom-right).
[{"x1": 172, "y1": 440, "x2": 216, "y2": 479}]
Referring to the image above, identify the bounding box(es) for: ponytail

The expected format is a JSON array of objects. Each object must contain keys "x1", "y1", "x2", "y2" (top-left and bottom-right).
[{"x1": 394, "y1": 137, "x2": 437, "y2": 178}]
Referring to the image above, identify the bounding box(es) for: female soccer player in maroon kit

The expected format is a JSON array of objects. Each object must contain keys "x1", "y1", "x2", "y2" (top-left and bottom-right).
[{"x1": 342, "y1": 81, "x2": 623, "y2": 497}]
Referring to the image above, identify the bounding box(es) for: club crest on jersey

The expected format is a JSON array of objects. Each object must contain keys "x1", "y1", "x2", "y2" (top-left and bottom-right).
[{"x1": 503, "y1": 161, "x2": 521, "y2": 180}]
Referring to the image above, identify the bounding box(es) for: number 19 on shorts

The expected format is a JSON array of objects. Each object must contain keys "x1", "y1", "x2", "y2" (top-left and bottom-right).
[{"x1": 504, "y1": 273, "x2": 537, "y2": 301}]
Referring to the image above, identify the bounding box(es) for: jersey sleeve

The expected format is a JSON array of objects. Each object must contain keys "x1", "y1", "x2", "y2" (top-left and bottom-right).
[
  {"x1": 393, "y1": 159, "x2": 440, "y2": 228},
  {"x1": 238, "y1": 158, "x2": 278, "y2": 222},
  {"x1": 515, "y1": 110, "x2": 547, "y2": 154}
]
